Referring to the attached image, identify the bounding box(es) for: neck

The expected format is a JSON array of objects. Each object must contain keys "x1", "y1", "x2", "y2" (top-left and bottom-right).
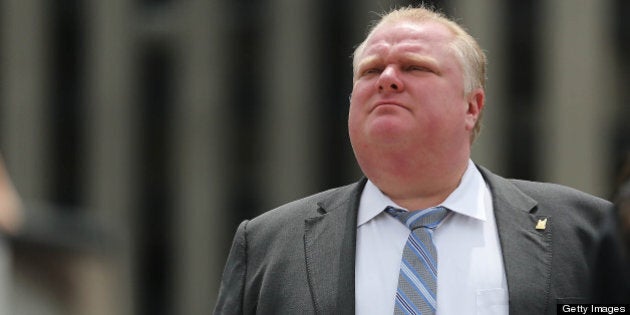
[{"x1": 361, "y1": 148, "x2": 470, "y2": 211}]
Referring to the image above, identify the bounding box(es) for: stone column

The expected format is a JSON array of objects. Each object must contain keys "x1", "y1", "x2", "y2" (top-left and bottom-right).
[
  {"x1": 83, "y1": 1, "x2": 138, "y2": 314},
  {"x1": 258, "y1": 0, "x2": 322, "y2": 209},
  {"x1": 0, "y1": 0, "x2": 49, "y2": 200},
  {"x1": 170, "y1": 0, "x2": 232, "y2": 313},
  {"x1": 539, "y1": 0, "x2": 616, "y2": 197}
]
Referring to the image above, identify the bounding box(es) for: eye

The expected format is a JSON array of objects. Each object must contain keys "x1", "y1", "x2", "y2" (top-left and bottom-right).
[
  {"x1": 407, "y1": 65, "x2": 432, "y2": 72},
  {"x1": 361, "y1": 68, "x2": 382, "y2": 76}
]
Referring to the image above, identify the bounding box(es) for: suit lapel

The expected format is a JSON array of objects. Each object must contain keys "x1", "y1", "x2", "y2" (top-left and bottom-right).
[
  {"x1": 479, "y1": 166, "x2": 553, "y2": 314},
  {"x1": 303, "y1": 179, "x2": 364, "y2": 313}
]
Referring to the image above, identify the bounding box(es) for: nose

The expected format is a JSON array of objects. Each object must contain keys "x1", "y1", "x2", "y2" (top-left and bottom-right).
[{"x1": 377, "y1": 66, "x2": 403, "y2": 93}]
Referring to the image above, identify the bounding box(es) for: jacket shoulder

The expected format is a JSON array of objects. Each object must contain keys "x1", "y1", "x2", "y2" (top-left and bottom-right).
[
  {"x1": 478, "y1": 164, "x2": 613, "y2": 227},
  {"x1": 247, "y1": 180, "x2": 364, "y2": 230},
  {"x1": 509, "y1": 178, "x2": 612, "y2": 209}
]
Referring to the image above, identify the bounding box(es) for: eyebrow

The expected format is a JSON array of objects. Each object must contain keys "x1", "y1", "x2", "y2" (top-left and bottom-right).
[
  {"x1": 401, "y1": 53, "x2": 439, "y2": 69},
  {"x1": 355, "y1": 53, "x2": 440, "y2": 75},
  {"x1": 355, "y1": 56, "x2": 381, "y2": 74}
]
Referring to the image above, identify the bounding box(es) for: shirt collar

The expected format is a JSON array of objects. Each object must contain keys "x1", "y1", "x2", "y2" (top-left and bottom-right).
[
  {"x1": 440, "y1": 159, "x2": 487, "y2": 221},
  {"x1": 357, "y1": 159, "x2": 487, "y2": 227}
]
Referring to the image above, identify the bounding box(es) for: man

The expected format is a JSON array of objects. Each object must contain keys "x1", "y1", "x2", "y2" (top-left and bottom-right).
[{"x1": 214, "y1": 6, "x2": 629, "y2": 314}]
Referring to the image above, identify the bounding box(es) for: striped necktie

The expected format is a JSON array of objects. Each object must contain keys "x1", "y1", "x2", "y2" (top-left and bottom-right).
[{"x1": 385, "y1": 206, "x2": 449, "y2": 315}]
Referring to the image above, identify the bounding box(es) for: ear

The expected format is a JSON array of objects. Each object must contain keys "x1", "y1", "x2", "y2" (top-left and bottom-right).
[{"x1": 464, "y1": 88, "x2": 484, "y2": 131}]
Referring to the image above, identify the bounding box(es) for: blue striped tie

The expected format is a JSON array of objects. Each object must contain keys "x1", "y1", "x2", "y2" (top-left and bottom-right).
[{"x1": 385, "y1": 206, "x2": 449, "y2": 315}]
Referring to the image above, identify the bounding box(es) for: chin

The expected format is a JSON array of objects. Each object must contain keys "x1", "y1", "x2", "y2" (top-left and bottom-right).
[{"x1": 365, "y1": 120, "x2": 415, "y2": 144}]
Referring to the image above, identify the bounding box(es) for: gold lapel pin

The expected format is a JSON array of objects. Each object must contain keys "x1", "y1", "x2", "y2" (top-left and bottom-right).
[{"x1": 535, "y1": 218, "x2": 547, "y2": 230}]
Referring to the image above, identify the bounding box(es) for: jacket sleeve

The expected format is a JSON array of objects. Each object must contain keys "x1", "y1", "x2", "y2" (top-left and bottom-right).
[{"x1": 214, "y1": 220, "x2": 249, "y2": 314}]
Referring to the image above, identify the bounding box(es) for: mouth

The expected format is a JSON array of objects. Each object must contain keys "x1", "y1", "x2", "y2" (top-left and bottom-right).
[{"x1": 371, "y1": 101, "x2": 408, "y2": 112}]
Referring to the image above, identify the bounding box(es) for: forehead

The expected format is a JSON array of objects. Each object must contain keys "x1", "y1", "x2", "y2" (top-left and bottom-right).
[{"x1": 359, "y1": 20, "x2": 455, "y2": 58}]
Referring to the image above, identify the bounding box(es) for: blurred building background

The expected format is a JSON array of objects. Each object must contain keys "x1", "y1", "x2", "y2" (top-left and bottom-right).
[{"x1": 0, "y1": 0, "x2": 628, "y2": 314}]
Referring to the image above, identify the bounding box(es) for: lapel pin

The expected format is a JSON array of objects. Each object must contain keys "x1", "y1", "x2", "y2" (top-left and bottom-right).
[{"x1": 535, "y1": 218, "x2": 547, "y2": 230}]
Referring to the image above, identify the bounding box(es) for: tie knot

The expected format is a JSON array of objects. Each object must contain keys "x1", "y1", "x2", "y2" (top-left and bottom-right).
[{"x1": 385, "y1": 206, "x2": 449, "y2": 231}]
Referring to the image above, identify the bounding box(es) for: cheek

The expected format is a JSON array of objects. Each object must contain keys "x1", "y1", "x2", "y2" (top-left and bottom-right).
[
  {"x1": 348, "y1": 85, "x2": 370, "y2": 120},
  {"x1": 416, "y1": 98, "x2": 467, "y2": 133},
  {"x1": 347, "y1": 103, "x2": 365, "y2": 152},
  {"x1": 351, "y1": 79, "x2": 374, "y2": 101},
  {"x1": 347, "y1": 100, "x2": 363, "y2": 136}
]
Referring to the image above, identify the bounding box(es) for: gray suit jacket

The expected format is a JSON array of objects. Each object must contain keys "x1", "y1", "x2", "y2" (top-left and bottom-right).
[{"x1": 214, "y1": 166, "x2": 630, "y2": 314}]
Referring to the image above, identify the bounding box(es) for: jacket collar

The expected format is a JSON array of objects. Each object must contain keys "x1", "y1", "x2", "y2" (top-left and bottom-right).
[{"x1": 303, "y1": 178, "x2": 365, "y2": 313}]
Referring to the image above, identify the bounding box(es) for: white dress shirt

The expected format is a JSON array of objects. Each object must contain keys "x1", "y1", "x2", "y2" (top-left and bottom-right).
[{"x1": 355, "y1": 160, "x2": 509, "y2": 315}]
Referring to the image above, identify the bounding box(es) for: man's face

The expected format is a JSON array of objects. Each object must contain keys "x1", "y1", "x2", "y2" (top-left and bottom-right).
[{"x1": 348, "y1": 20, "x2": 480, "y2": 166}]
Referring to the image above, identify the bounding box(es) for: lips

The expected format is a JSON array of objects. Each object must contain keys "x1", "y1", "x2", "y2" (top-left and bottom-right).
[{"x1": 371, "y1": 100, "x2": 408, "y2": 112}]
